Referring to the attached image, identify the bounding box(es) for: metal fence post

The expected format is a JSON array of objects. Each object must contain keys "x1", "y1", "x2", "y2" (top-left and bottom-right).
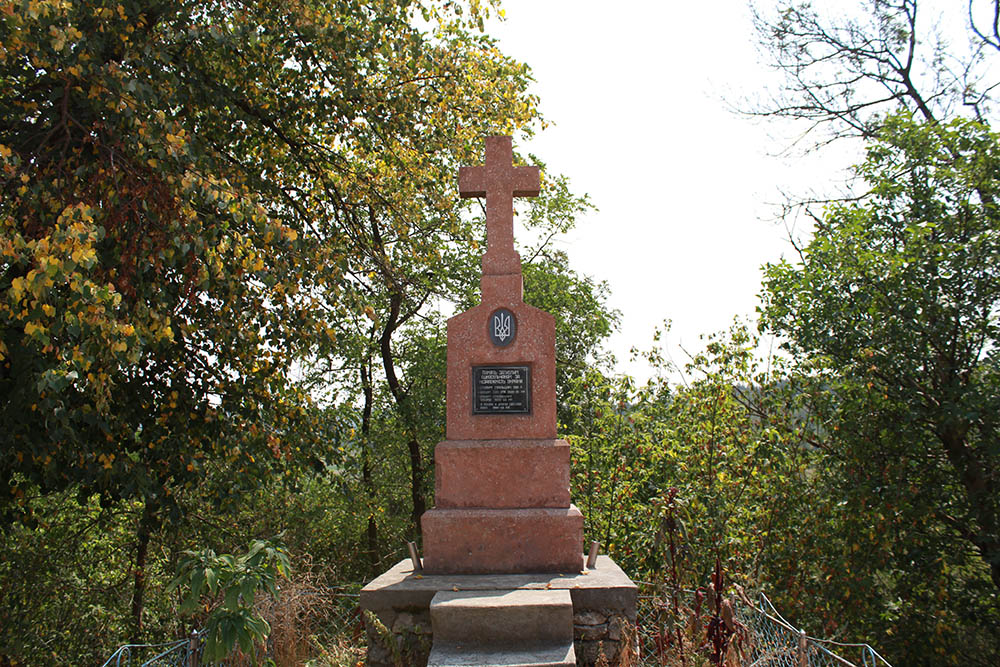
[
  {"x1": 798, "y1": 629, "x2": 808, "y2": 667},
  {"x1": 188, "y1": 630, "x2": 199, "y2": 667}
]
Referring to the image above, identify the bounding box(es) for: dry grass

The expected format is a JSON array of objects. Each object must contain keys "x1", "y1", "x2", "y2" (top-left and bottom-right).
[{"x1": 227, "y1": 557, "x2": 365, "y2": 666}]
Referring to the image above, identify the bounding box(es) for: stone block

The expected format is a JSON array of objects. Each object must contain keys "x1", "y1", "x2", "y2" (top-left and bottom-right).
[
  {"x1": 434, "y1": 439, "x2": 571, "y2": 508},
  {"x1": 431, "y1": 589, "x2": 573, "y2": 644},
  {"x1": 360, "y1": 556, "x2": 637, "y2": 621},
  {"x1": 445, "y1": 301, "x2": 557, "y2": 440},
  {"x1": 574, "y1": 610, "x2": 607, "y2": 626},
  {"x1": 574, "y1": 639, "x2": 620, "y2": 667},
  {"x1": 421, "y1": 507, "x2": 583, "y2": 574},
  {"x1": 427, "y1": 643, "x2": 575, "y2": 667}
]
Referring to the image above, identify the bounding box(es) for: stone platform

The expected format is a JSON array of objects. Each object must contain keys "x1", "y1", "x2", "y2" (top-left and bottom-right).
[{"x1": 361, "y1": 556, "x2": 637, "y2": 667}]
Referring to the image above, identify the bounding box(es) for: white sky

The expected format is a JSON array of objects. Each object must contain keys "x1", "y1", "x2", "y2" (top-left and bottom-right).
[{"x1": 485, "y1": 1, "x2": 862, "y2": 379}]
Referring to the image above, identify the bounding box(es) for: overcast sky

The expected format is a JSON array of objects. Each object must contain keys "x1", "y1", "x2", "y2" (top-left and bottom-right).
[{"x1": 483, "y1": 1, "x2": 863, "y2": 379}]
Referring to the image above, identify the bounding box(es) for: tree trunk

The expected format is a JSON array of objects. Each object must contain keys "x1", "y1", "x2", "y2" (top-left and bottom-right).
[
  {"x1": 130, "y1": 503, "x2": 154, "y2": 643},
  {"x1": 939, "y1": 427, "x2": 1000, "y2": 591},
  {"x1": 380, "y1": 291, "x2": 425, "y2": 539},
  {"x1": 360, "y1": 351, "x2": 378, "y2": 572}
]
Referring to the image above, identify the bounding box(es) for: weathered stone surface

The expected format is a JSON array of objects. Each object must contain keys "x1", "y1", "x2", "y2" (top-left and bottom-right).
[
  {"x1": 434, "y1": 439, "x2": 571, "y2": 508},
  {"x1": 393, "y1": 610, "x2": 432, "y2": 635},
  {"x1": 363, "y1": 561, "x2": 637, "y2": 666},
  {"x1": 608, "y1": 616, "x2": 624, "y2": 642},
  {"x1": 573, "y1": 639, "x2": 620, "y2": 667},
  {"x1": 431, "y1": 589, "x2": 573, "y2": 644},
  {"x1": 428, "y1": 642, "x2": 575, "y2": 667},
  {"x1": 574, "y1": 622, "x2": 608, "y2": 641},
  {"x1": 422, "y1": 507, "x2": 584, "y2": 574},
  {"x1": 361, "y1": 556, "x2": 638, "y2": 620},
  {"x1": 573, "y1": 610, "x2": 608, "y2": 626},
  {"x1": 364, "y1": 609, "x2": 433, "y2": 667}
]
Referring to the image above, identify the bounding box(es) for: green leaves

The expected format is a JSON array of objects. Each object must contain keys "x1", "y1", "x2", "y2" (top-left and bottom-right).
[
  {"x1": 760, "y1": 114, "x2": 1000, "y2": 663},
  {"x1": 168, "y1": 537, "x2": 290, "y2": 663}
]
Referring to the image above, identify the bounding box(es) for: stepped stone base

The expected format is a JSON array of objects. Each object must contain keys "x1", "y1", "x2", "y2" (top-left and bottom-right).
[
  {"x1": 428, "y1": 589, "x2": 575, "y2": 667},
  {"x1": 421, "y1": 506, "x2": 584, "y2": 574},
  {"x1": 428, "y1": 643, "x2": 576, "y2": 667},
  {"x1": 431, "y1": 589, "x2": 574, "y2": 643},
  {"x1": 361, "y1": 556, "x2": 637, "y2": 667}
]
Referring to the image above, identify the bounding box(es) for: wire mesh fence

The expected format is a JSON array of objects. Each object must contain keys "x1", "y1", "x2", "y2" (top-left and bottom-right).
[
  {"x1": 634, "y1": 582, "x2": 893, "y2": 667},
  {"x1": 104, "y1": 581, "x2": 891, "y2": 667}
]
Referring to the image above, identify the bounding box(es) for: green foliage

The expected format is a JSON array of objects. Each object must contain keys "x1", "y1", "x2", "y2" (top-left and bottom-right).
[
  {"x1": 0, "y1": 0, "x2": 606, "y2": 659},
  {"x1": 564, "y1": 323, "x2": 815, "y2": 589},
  {"x1": 0, "y1": 491, "x2": 165, "y2": 663},
  {"x1": 168, "y1": 537, "x2": 291, "y2": 663},
  {"x1": 761, "y1": 114, "x2": 1000, "y2": 664}
]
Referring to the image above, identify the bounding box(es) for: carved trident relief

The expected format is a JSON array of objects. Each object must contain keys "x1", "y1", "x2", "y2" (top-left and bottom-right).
[
  {"x1": 489, "y1": 308, "x2": 515, "y2": 347},
  {"x1": 494, "y1": 311, "x2": 511, "y2": 342}
]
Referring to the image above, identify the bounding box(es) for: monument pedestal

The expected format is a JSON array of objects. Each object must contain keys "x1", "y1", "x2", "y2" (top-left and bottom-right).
[
  {"x1": 361, "y1": 557, "x2": 637, "y2": 667},
  {"x1": 423, "y1": 437, "x2": 583, "y2": 574}
]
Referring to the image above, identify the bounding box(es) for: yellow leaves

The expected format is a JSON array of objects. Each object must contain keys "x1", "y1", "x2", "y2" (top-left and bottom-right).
[
  {"x1": 97, "y1": 453, "x2": 115, "y2": 469},
  {"x1": 9, "y1": 276, "x2": 25, "y2": 302},
  {"x1": 42, "y1": 304, "x2": 55, "y2": 317},
  {"x1": 48, "y1": 24, "x2": 74, "y2": 52},
  {"x1": 166, "y1": 129, "x2": 187, "y2": 155},
  {"x1": 0, "y1": 144, "x2": 10, "y2": 159},
  {"x1": 70, "y1": 244, "x2": 96, "y2": 268}
]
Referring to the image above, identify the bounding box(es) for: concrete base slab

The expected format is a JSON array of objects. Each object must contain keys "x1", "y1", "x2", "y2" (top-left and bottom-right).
[
  {"x1": 362, "y1": 555, "x2": 636, "y2": 624},
  {"x1": 427, "y1": 642, "x2": 576, "y2": 667},
  {"x1": 421, "y1": 506, "x2": 584, "y2": 574},
  {"x1": 431, "y1": 589, "x2": 573, "y2": 643}
]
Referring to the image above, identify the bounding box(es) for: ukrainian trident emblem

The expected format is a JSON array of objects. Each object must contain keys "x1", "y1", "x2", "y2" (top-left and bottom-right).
[{"x1": 489, "y1": 308, "x2": 516, "y2": 347}]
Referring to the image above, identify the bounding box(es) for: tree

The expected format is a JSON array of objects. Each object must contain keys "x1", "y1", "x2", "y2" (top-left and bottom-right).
[
  {"x1": 750, "y1": 0, "x2": 997, "y2": 144},
  {"x1": 0, "y1": 0, "x2": 545, "y2": 643},
  {"x1": 761, "y1": 114, "x2": 1000, "y2": 664}
]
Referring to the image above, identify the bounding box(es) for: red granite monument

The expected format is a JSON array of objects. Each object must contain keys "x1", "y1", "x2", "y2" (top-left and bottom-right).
[
  {"x1": 360, "y1": 136, "x2": 636, "y2": 667},
  {"x1": 420, "y1": 135, "x2": 584, "y2": 574}
]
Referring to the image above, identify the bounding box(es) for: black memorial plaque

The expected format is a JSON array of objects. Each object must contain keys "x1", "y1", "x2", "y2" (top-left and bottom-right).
[{"x1": 472, "y1": 365, "x2": 531, "y2": 415}]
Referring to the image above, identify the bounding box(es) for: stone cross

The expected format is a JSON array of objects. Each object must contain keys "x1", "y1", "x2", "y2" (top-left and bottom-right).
[{"x1": 458, "y1": 135, "x2": 540, "y2": 276}]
